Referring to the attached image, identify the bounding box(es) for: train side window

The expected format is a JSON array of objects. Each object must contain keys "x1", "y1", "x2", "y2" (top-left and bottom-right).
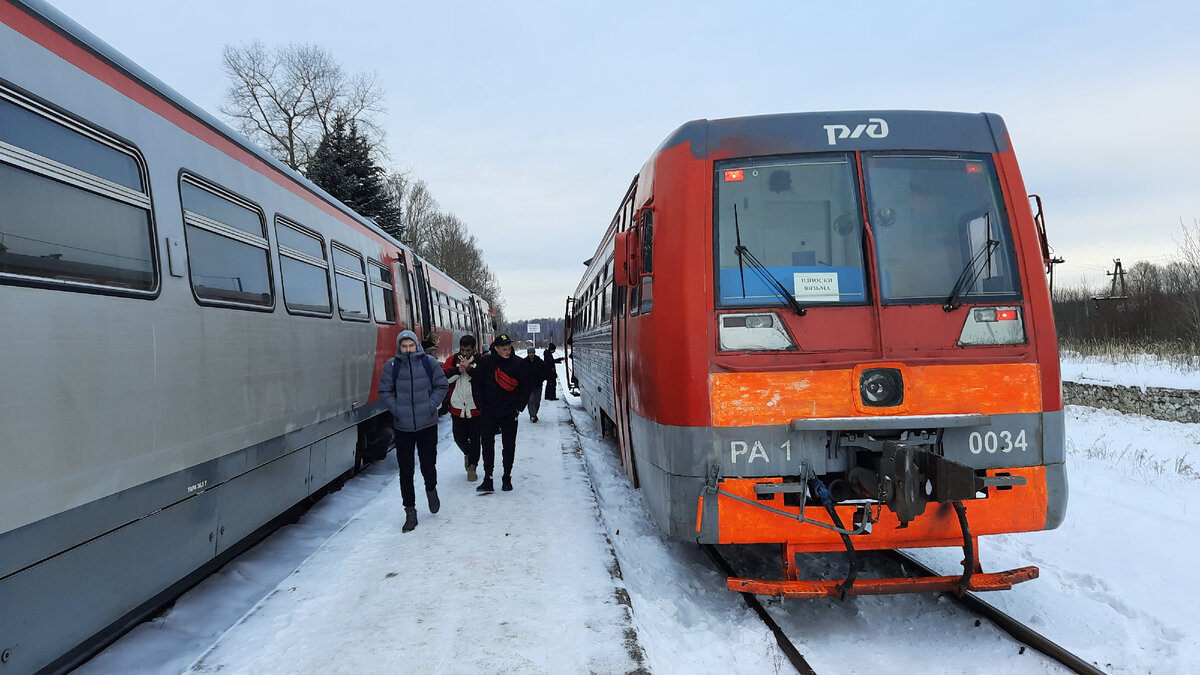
[
  {"x1": 0, "y1": 90, "x2": 155, "y2": 293},
  {"x1": 602, "y1": 284, "x2": 612, "y2": 323},
  {"x1": 639, "y1": 210, "x2": 654, "y2": 313},
  {"x1": 368, "y1": 260, "x2": 396, "y2": 324},
  {"x1": 181, "y1": 176, "x2": 272, "y2": 308},
  {"x1": 331, "y1": 242, "x2": 369, "y2": 321},
  {"x1": 275, "y1": 216, "x2": 331, "y2": 316},
  {"x1": 396, "y1": 258, "x2": 415, "y2": 326}
]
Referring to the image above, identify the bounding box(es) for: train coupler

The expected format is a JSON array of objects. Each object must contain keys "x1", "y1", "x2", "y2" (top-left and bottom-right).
[{"x1": 842, "y1": 440, "x2": 1028, "y2": 527}]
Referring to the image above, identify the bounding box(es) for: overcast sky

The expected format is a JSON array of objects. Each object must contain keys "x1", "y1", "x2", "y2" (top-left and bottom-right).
[{"x1": 44, "y1": 0, "x2": 1200, "y2": 319}]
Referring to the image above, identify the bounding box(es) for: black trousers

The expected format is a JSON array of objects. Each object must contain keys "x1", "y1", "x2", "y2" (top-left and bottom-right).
[
  {"x1": 451, "y1": 414, "x2": 481, "y2": 466},
  {"x1": 544, "y1": 378, "x2": 557, "y2": 400},
  {"x1": 395, "y1": 425, "x2": 438, "y2": 509},
  {"x1": 479, "y1": 413, "x2": 518, "y2": 478},
  {"x1": 526, "y1": 387, "x2": 542, "y2": 419}
]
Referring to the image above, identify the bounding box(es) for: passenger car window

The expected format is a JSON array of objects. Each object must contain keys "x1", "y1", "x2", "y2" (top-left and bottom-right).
[
  {"x1": 368, "y1": 260, "x2": 396, "y2": 324},
  {"x1": 0, "y1": 89, "x2": 155, "y2": 293},
  {"x1": 276, "y1": 217, "x2": 331, "y2": 316},
  {"x1": 181, "y1": 177, "x2": 272, "y2": 308},
  {"x1": 331, "y1": 242, "x2": 369, "y2": 321}
]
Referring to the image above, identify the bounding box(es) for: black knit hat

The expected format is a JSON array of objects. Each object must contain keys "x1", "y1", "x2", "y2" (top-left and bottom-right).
[{"x1": 493, "y1": 333, "x2": 512, "y2": 346}]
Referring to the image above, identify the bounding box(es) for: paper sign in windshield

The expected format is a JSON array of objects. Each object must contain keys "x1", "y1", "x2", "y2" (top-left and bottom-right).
[{"x1": 793, "y1": 272, "x2": 839, "y2": 302}]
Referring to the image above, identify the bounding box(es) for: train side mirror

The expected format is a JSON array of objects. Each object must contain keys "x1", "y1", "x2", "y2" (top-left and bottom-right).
[{"x1": 614, "y1": 230, "x2": 640, "y2": 287}]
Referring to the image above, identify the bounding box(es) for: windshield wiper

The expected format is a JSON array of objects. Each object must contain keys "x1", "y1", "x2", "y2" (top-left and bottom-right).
[
  {"x1": 734, "y1": 204, "x2": 807, "y2": 317},
  {"x1": 944, "y1": 213, "x2": 998, "y2": 311}
]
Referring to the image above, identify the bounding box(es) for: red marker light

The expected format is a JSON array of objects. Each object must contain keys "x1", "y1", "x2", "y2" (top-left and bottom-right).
[
  {"x1": 965, "y1": 162, "x2": 983, "y2": 174},
  {"x1": 997, "y1": 309, "x2": 1017, "y2": 321},
  {"x1": 724, "y1": 169, "x2": 745, "y2": 182}
]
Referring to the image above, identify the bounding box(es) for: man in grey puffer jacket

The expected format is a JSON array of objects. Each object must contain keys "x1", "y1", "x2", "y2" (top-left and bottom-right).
[{"x1": 380, "y1": 330, "x2": 449, "y2": 532}]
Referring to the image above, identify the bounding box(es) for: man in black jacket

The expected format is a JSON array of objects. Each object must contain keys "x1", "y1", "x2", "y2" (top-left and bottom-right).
[
  {"x1": 523, "y1": 346, "x2": 547, "y2": 422},
  {"x1": 471, "y1": 334, "x2": 533, "y2": 492},
  {"x1": 542, "y1": 343, "x2": 563, "y2": 400}
]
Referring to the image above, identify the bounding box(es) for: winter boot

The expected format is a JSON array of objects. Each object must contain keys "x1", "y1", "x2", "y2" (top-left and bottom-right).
[
  {"x1": 502, "y1": 475, "x2": 513, "y2": 492},
  {"x1": 476, "y1": 476, "x2": 494, "y2": 493},
  {"x1": 426, "y1": 488, "x2": 440, "y2": 514},
  {"x1": 467, "y1": 464, "x2": 478, "y2": 482},
  {"x1": 402, "y1": 507, "x2": 418, "y2": 533}
]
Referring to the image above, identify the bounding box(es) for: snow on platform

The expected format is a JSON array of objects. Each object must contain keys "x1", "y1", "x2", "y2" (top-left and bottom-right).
[{"x1": 186, "y1": 396, "x2": 643, "y2": 674}]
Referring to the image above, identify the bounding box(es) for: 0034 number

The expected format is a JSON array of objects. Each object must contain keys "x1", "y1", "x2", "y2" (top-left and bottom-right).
[{"x1": 968, "y1": 429, "x2": 1028, "y2": 454}]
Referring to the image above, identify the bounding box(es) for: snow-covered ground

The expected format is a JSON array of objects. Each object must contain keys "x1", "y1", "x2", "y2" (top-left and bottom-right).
[
  {"x1": 1060, "y1": 351, "x2": 1200, "y2": 391},
  {"x1": 77, "y1": 354, "x2": 1199, "y2": 674}
]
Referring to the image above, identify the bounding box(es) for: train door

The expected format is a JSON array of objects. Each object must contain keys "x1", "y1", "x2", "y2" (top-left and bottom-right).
[
  {"x1": 562, "y1": 296, "x2": 576, "y2": 393},
  {"x1": 470, "y1": 296, "x2": 488, "y2": 344},
  {"x1": 612, "y1": 197, "x2": 641, "y2": 485}
]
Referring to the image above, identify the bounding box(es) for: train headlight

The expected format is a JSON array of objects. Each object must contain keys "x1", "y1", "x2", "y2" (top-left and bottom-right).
[
  {"x1": 860, "y1": 368, "x2": 904, "y2": 407},
  {"x1": 719, "y1": 312, "x2": 796, "y2": 351},
  {"x1": 958, "y1": 306, "x2": 1025, "y2": 346}
]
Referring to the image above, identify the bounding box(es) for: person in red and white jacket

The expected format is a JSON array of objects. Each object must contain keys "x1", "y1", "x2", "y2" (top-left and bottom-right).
[{"x1": 443, "y1": 334, "x2": 482, "y2": 481}]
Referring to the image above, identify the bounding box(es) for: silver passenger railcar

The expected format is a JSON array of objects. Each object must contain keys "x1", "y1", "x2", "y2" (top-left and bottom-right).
[{"x1": 0, "y1": 2, "x2": 491, "y2": 671}]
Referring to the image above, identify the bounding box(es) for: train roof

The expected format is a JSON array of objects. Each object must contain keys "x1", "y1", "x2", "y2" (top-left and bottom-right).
[{"x1": 655, "y1": 110, "x2": 1012, "y2": 159}]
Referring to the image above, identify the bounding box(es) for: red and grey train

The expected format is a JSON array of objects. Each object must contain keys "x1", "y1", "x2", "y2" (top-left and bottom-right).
[
  {"x1": 566, "y1": 110, "x2": 1065, "y2": 597},
  {"x1": 0, "y1": 1, "x2": 492, "y2": 672}
]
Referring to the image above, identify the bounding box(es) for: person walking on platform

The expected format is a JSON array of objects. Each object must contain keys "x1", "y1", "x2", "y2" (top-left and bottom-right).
[
  {"x1": 542, "y1": 343, "x2": 563, "y2": 400},
  {"x1": 523, "y1": 346, "x2": 547, "y2": 423},
  {"x1": 471, "y1": 334, "x2": 532, "y2": 492},
  {"x1": 444, "y1": 334, "x2": 482, "y2": 481},
  {"x1": 380, "y1": 330, "x2": 449, "y2": 532}
]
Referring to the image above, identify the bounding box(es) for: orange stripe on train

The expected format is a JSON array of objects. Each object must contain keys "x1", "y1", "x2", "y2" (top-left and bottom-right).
[{"x1": 709, "y1": 363, "x2": 1042, "y2": 427}]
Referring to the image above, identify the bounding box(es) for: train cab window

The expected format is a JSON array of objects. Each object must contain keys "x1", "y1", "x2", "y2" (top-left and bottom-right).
[
  {"x1": 714, "y1": 154, "x2": 866, "y2": 308},
  {"x1": 0, "y1": 89, "x2": 155, "y2": 293},
  {"x1": 368, "y1": 260, "x2": 397, "y2": 324},
  {"x1": 181, "y1": 176, "x2": 272, "y2": 308},
  {"x1": 331, "y1": 243, "x2": 369, "y2": 321},
  {"x1": 275, "y1": 217, "x2": 332, "y2": 316},
  {"x1": 861, "y1": 153, "x2": 1021, "y2": 305}
]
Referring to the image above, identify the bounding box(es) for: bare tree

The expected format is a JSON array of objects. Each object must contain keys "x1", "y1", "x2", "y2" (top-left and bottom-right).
[
  {"x1": 220, "y1": 41, "x2": 385, "y2": 173},
  {"x1": 399, "y1": 179, "x2": 440, "y2": 252},
  {"x1": 1174, "y1": 218, "x2": 1200, "y2": 340}
]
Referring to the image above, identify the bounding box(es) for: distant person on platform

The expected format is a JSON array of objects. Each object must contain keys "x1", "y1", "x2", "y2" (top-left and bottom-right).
[
  {"x1": 443, "y1": 334, "x2": 482, "y2": 481},
  {"x1": 543, "y1": 343, "x2": 563, "y2": 400},
  {"x1": 471, "y1": 333, "x2": 533, "y2": 492},
  {"x1": 421, "y1": 329, "x2": 441, "y2": 358},
  {"x1": 523, "y1": 346, "x2": 547, "y2": 423},
  {"x1": 380, "y1": 330, "x2": 449, "y2": 533}
]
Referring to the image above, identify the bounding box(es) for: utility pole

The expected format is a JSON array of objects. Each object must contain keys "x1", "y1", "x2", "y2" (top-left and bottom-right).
[{"x1": 1091, "y1": 258, "x2": 1129, "y2": 305}]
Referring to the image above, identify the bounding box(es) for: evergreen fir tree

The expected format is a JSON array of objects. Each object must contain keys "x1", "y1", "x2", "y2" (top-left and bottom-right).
[{"x1": 307, "y1": 114, "x2": 403, "y2": 238}]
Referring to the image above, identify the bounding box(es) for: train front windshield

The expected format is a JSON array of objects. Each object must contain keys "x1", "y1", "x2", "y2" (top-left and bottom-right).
[{"x1": 715, "y1": 152, "x2": 1021, "y2": 308}]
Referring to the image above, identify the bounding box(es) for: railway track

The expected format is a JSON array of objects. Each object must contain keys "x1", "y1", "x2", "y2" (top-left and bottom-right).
[
  {"x1": 704, "y1": 545, "x2": 1106, "y2": 675},
  {"x1": 701, "y1": 545, "x2": 817, "y2": 674},
  {"x1": 886, "y1": 550, "x2": 1107, "y2": 675}
]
